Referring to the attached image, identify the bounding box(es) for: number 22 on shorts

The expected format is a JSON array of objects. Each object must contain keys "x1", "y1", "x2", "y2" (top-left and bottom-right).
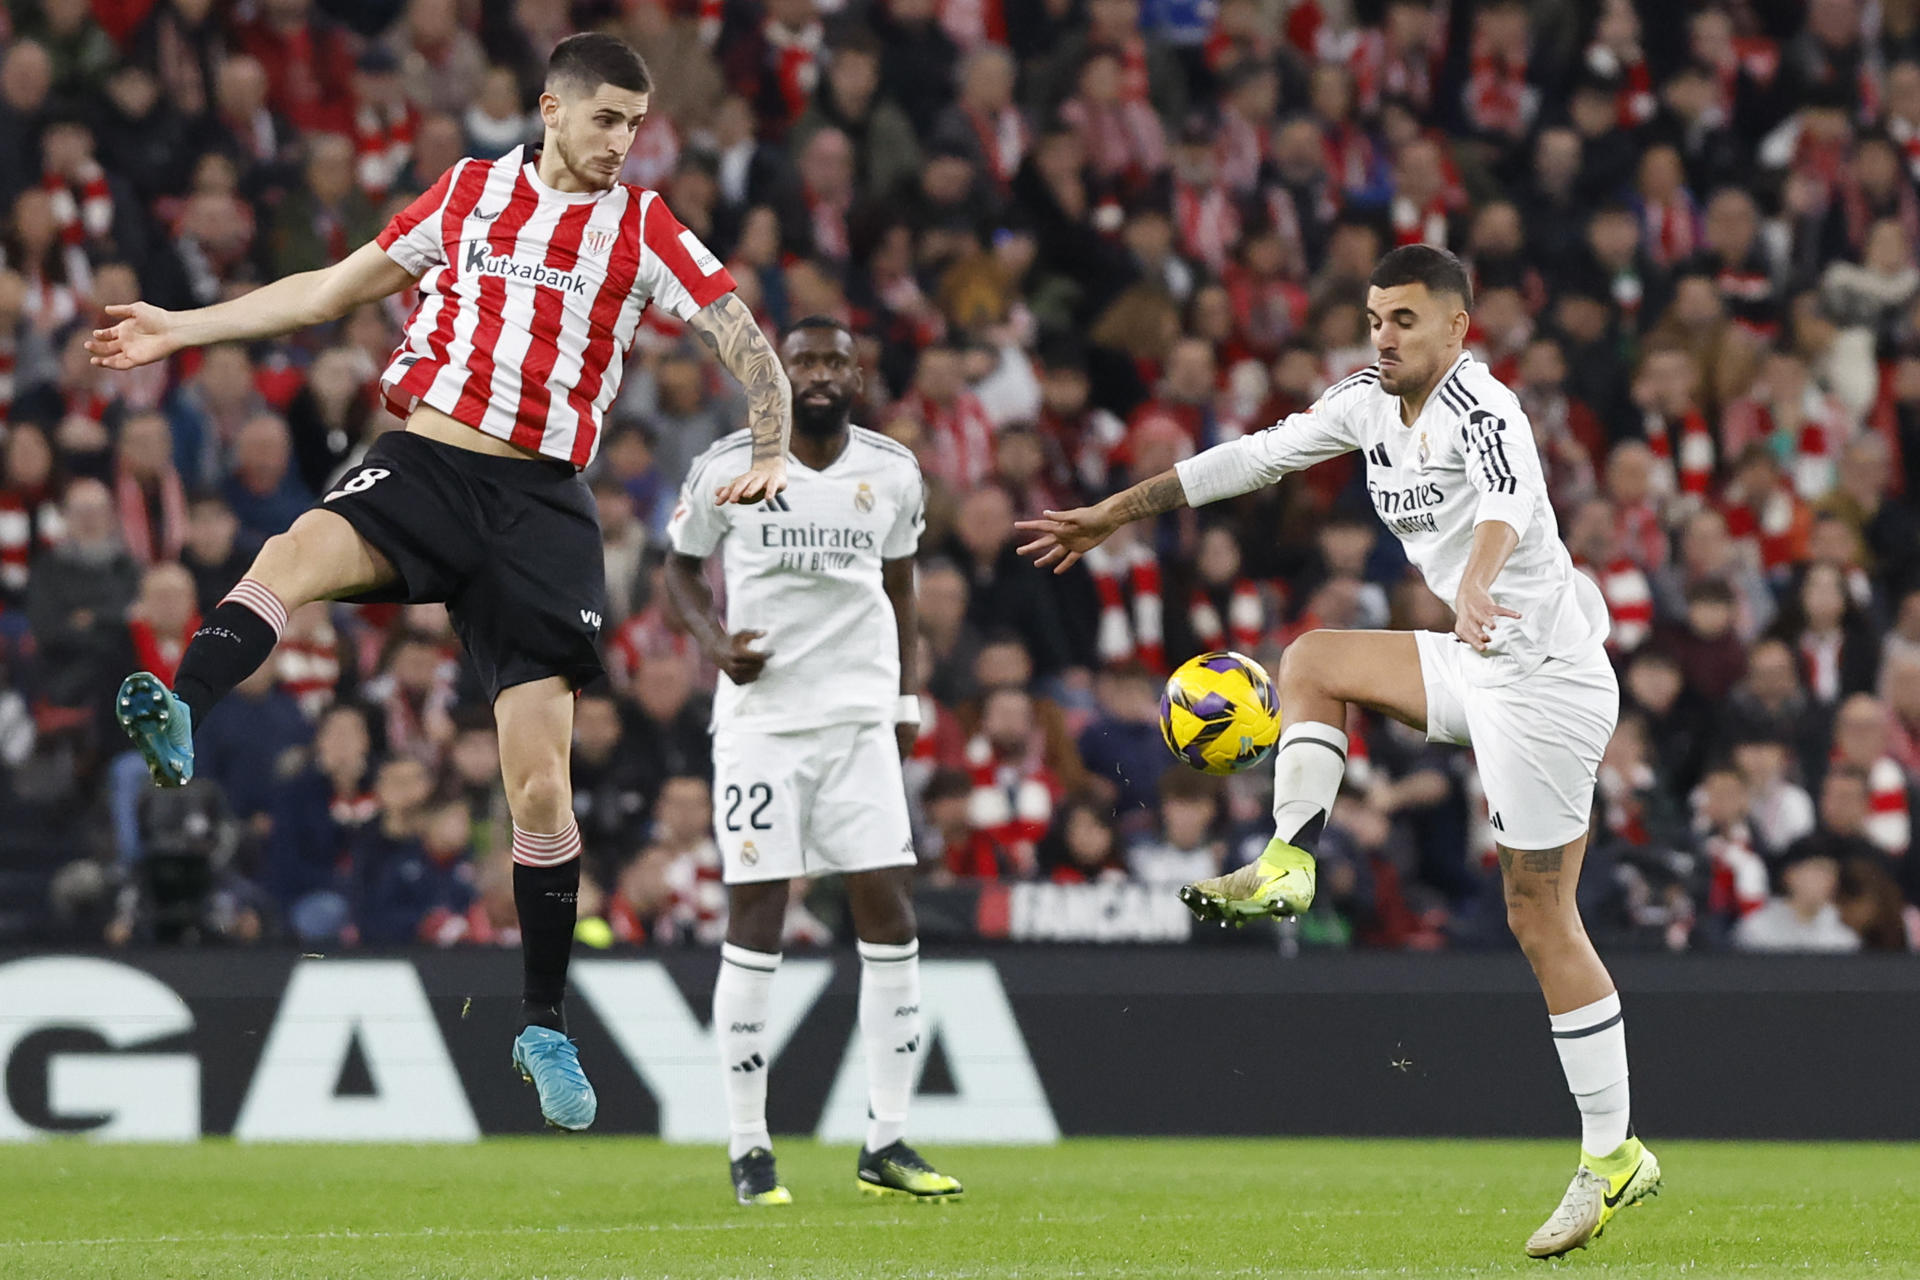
[
  {"x1": 324, "y1": 467, "x2": 391, "y2": 503},
  {"x1": 722, "y1": 783, "x2": 774, "y2": 832}
]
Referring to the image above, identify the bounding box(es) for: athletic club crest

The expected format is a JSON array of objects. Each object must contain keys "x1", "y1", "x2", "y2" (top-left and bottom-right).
[
  {"x1": 582, "y1": 229, "x2": 614, "y2": 256},
  {"x1": 854, "y1": 482, "x2": 875, "y2": 513}
]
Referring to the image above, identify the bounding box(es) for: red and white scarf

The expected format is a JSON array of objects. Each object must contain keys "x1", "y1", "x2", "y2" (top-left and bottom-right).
[
  {"x1": 130, "y1": 614, "x2": 200, "y2": 686},
  {"x1": 1640, "y1": 196, "x2": 1699, "y2": 267},
  {"x1": 1464, "y1": 42, "x2": 1534, "y2": 137},
  {"x1": 1392, "y1": 194, "x2": 1450, "y2": 248},
  {"x1": 765, "y1": 19, "x2": 823, "y2": 123},
  {"x1": 1188, "y1": 580, "x2": 1265, "y2": 655},
  {"x1": 1085, "y1": 539, "x2": 1165, "y2": 672},
  {"x1": 1174, "y1": 179, "x2": 1240, "y2": 275},
  {"x1": 1576, "y1": 556, "x2": 1652, "y2": 654},
  {"x1": 964, "y1": 733, "x2": 1057, "y2": 851},
  {"x1": 354, "y1": 101, "x2": 416, "y2": 201},
  {"x1": 1644, "y1": 409, "x2": 1714, "y2": 500},
  {"x1": 45, "y1": 165, "x2": 112, "y2": 247},
  {"x1": 1216, "y1": 106, "x2": 1264, "y2": 195},
  {"x1": 0, "y1": 487, "x2": 63, "y2": 595},
  {"x1": 966, "y1": 105, "x2": 1029, "y2": 192},
  {"x1": 115, "y1": 468, "x2": 188, "y2": 566}
]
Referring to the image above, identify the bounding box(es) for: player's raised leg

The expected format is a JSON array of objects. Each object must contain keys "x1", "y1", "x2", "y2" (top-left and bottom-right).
[
  {"x1": 1181, "y1": 628, "x2": 1427, "y2": 922},
  {"x1": 845, "y1": 867, "x2": 962, "y2": 1202},
  {"x1": 1505, "y1": 832, "x2": 1661, "y2": 1257},
  {"x1": 496, "y1": 677, "x2": 597, "y2": 1131},
  {"x1": 117, "y1": 508, "x2": 396, "y2": 785},
  {"x1": 715, "y1": 878, "x2": 792, "y2": 1205}
]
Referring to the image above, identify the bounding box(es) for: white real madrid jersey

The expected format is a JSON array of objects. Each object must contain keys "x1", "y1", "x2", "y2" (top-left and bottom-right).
[
  {"x1": 1176, "y1": 352, "x2": 1608, "y2": 685},
  {"x1": 668, "y1": 426, "x2": 926, "y2": 730}
]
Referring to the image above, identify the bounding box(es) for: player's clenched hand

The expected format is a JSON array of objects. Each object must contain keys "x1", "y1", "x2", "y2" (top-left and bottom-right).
[
  {"x1": 713, "y1": 629, "x2": 772, "y2": 683},
  {"x1": 1453, "y1": 583, "x2": 1520, "y2": 652},
  {"x1": 715, "y1": 457, "x2": 789, "y2": 506},
  {"x1": 87, "y1": 302, "x2": 183, "y2": 370},
  {"x1": 1014, "y1": 506, "x2": 1118, "y2": 574}
]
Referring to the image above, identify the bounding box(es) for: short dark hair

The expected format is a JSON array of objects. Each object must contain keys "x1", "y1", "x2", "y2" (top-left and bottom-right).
[
  {"x1": 786, "y1": 314, "x2": 854, "y2": 340},
  {"x1": 1369, "y1": 244, "x2": 1473, "y2": 311},
  {"x1": 546, "y1": 33, "x2": 652, "y2": 96}
]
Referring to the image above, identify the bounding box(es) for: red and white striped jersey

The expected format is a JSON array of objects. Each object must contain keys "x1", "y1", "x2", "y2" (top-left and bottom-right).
[{"x1": 374, "y1": 145, "x2": 737, "y2": 468}]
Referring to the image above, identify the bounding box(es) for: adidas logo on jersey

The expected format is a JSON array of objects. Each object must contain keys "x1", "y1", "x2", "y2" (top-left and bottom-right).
[{"x1": 761, "y1": 494, "x2": 792, "y2": 513}]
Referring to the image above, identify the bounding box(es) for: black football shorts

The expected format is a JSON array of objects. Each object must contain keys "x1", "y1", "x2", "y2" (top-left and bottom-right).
[{"x1": 319, "y1": 430, "x2": 608, "y2": 699}]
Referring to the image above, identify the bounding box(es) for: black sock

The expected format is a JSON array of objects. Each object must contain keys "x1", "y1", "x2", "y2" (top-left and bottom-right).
[
  {"x1": 1289, "y1": 812, "x2": 1327, "y2": 855},
  {"x1": 171, "y1": 596, "x2": 282, "y2": 728},
  {"x1": 514, "y1": 859, "x2": 579, "y2": 1033}
]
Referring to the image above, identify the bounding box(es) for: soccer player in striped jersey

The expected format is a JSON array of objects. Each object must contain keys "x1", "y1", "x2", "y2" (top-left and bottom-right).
[
  {"x1": 89, "y1": 33, "x2": 791, "y2": 1133},
  {"x1": 665, "y1": 318, "x2": 962, "y2": 1206},
  {"x1": 1017, "y1": 247, "x2": 1660, "y2": 1258}
]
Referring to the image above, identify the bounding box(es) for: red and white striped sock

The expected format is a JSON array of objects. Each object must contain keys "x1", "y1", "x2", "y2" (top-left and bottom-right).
[
  {"x1": 222, "y1": 578, "x2": 289, "y2": 640},
  {"x1": 512, "y1": 820, "x2": 582, "y2": 868}
]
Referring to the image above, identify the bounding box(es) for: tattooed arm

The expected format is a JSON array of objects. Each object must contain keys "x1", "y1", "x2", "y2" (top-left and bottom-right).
[
  {"x1": 1013, "y1": 470, "x2": 1189, "y2": 574},
  {"x1": 687, "y1": 293, "x2": 792, "y2": 505},
  {"x1": 1016, "y1": 385, "x2": 1370, "y2": 573}
]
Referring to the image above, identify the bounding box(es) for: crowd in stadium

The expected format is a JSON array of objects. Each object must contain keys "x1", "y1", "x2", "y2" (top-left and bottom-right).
[{"x1": 3, "y1": 0, "x2": 1920, "y2": 953}]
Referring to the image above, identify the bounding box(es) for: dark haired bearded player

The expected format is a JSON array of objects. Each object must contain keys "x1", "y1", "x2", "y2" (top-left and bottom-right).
[
  {"x1": 1017, "y1": 245, "x2": 1661, "y2": 1258},
  {"x1": 666, "y1": 317, "x2": 961, "y2": 1206},
  {"x1": 90, "y1": 33, "x2": 792, "y2": 1133}
]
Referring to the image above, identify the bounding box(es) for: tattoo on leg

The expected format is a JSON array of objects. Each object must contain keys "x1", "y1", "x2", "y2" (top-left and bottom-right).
[
  {"x1": 1497, "y1": 847, "x2": 1513, "y2": 875},
  {"x1": 1520, "y1": 847, "x2": 1564, "y2": 874}
]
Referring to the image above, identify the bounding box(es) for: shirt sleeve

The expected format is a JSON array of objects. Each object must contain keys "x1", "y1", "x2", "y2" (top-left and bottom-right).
[
  {"x1": 375, "y1": 162, "x2": 461, "y2": 277},
  {"x1": 1456, "y1": 396, "x2": 1542, "y2": 539},
  {"x1": 1175, "y1": 390, "x2": 1363, "y2": 506},
  {"x1": 882, "y1": 468, "x2": 926, "y2": 559},
  {"x1": 665, "y1": 455, "x2": 731, "y2": 557},
  {"x1": 636, "y1": 194, "x2": 739, "y2": 321}
]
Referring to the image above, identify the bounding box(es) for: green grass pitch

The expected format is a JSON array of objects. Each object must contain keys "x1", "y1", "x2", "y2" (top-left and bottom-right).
[{"x1": 4, "y1": 1138, "x2": 1917, "y2": 1279}]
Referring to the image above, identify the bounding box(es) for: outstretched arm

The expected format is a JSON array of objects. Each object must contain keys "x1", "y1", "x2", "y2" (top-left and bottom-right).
[
  {"x1": 1016, "y1": 393, "x2": 1365, "y2": 574},
  {"x1": 687, "y1": 293, "x2": 792, "y2": 506},
  {"x1": 87, "y1": 242, "x2": 418, "y2": 369},
  {"x1": 1014, "y1": 470, "x2": 1189, "y2": 574}
]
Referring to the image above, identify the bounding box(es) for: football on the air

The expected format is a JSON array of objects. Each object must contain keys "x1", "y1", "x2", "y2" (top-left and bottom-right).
[{"x1": 1158, "y1": 651, "x2": 1282, "y2": 776}]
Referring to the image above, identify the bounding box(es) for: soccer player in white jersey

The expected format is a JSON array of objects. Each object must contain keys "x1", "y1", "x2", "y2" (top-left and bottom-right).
[
  {"x1": 1017, "y1": 247, "x2": 1659, "y2": 1257},
  {"x1": 664, "y1": 317, "x2": 963, "y2": 1206},
  {"x1": 89, "y1": 34, "x2": 792, "y2": 1133}
]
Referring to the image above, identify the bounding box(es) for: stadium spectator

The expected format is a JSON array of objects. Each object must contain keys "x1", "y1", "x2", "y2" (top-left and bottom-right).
[
  {"x1": 264, "y1": 702, "x2": 374, "y2": 942},
  {"x1": 1037, "y1": 793, "x2": 1127, "y2": 884},
  {"x1": 1128, "y1": 767, "x2": 1225, "y2": 886},
  {"x1": 1733, "y1": 846, "x2": 1861, "y2": 952}
]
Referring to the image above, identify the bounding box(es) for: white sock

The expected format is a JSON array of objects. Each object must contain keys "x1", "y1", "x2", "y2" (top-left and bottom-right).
[
  {"x1": 1549, "y1": 991, "x2": 1632, "y2": 1158},
  {"x1": 1271, "y1": 721, "x2": 1348, "y2": 851},
  {"x1": 858, "y1": 938, "x2": 921, "y2": 1152},
  {"x1": 714, "y1": 942, "x2": 779, "y2": 1160}
]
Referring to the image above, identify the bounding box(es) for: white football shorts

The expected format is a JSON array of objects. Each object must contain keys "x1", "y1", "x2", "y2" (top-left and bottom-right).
[
  {"x1": 710, "y1": 721, "x2": 916, "y2": 884},
  {"x1": 1414, "y1": 630, "x2": 1619, "y2": 851}
]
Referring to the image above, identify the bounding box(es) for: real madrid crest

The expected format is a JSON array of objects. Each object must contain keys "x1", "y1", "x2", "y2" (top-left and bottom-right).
[
  {"x1": 1417, "y1": 430, "x2": 1430, "y2": 468},
  {"x1": 854, "y1": 481, "x2": 875, "y2": 513},
  {"x1": 740, "y1": 840, "x2": 759, "y2": 866}
]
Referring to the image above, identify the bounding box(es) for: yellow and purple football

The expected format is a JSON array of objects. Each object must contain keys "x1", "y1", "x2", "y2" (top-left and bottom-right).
[{"x1": 1158, "y1": 650, "x2": 1282, "y2": 776}]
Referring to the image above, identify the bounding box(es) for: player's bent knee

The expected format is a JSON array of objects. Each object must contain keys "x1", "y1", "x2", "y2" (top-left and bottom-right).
[
  {"x1": 1276, "y1": 630, "x2": 1335, "y2": 695},
  {"x1": 505, "y1": 768, "x2": 572, "y2": 832},
  {"x1": 1504, "y1": 897, "x2": 1583, "y2": 958}
]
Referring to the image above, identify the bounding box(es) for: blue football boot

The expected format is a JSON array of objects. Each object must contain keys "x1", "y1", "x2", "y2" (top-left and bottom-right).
[
  {"x1": 115, "y1": 672, "x2": 194, "y2": 786},
  {"x1": 511, "y1": 1026, "x2": 597, "y2": 1131}
]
